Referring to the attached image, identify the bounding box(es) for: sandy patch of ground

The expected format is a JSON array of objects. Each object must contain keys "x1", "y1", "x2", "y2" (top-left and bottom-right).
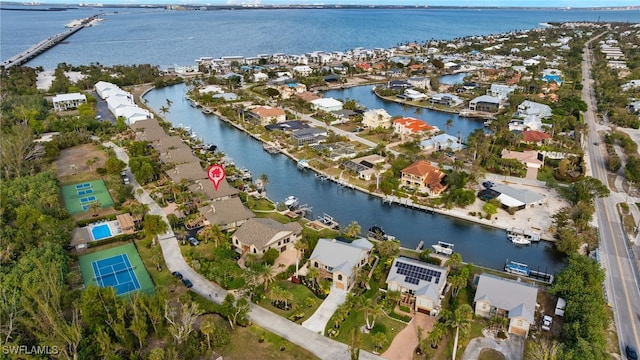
[
  {"x1": 55, "y1": 143, "x2": 107, "y2": 180},
  {"x1": 382, "y1": 312, "x2": 435, "y2": 360},
  {"x1": 36, "y1": 70, "x2": 86, "y2": 91}
]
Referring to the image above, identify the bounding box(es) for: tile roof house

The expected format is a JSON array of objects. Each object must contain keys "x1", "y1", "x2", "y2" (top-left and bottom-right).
[
  {"x1": 362, "y1": 109, "x2": 392, "y2": 129},
  {"x1": 521, "y1": 130, "x2": 551, "y2": 144},
  {"x1": 307, "y1": 238, "x2": 373, "y2": 291},
  {"x1": 249, "y1": 106, "x2": 286, "y2": 126},
  {"x1": 474, "y1": 273, "x2": 538, "y2": 337},
  {"x1": 231, "y1": 218, "x2": 303, "y2": 255},
  {"x1": 198, "y1": 197, "x2": 255, "y2": 231},
  {"x1": 400, "y1": 160, "x2": 447, "y2": 195},
  {"x1": 386, "y1": 257, "x2": 448, "y2": 314},
  {"x1": 393, "y1": 117, "x2": 438, "y2": 138},
  {"x1": 501, "y1": 149, "x2": 544, "y2": 178}
]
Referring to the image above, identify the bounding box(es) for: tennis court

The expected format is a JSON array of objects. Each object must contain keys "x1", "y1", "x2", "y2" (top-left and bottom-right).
[
  {"x1": 61, "y1": 180, "x2": 114, "y2": 214},
  {"x1": 92, "y1": 254, "x2": 140, "y2": 295},
  {"x1": 78, "y1": 243, "x2": 154, "y2": 297}
]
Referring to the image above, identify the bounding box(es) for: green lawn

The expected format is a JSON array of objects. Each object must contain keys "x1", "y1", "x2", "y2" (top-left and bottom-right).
[{"x1": 261, "y1": 280, "x2": 323, "y2": 323}]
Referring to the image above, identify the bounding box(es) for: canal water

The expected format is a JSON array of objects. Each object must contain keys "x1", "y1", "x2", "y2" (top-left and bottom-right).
[
  {"x1": 323, "y1": 85, "x2": 482, "y2": 142},
  {"x1": 143, "y1": 83, "x2": 565, "y2": 273}
]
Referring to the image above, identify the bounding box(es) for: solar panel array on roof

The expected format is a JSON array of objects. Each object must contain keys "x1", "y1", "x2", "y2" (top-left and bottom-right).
[{"x1": 395, "y1": 261, "x2": 441, "y2": 286}]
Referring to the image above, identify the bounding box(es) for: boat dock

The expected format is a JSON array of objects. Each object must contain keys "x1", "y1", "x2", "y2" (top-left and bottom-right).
[
  {"x1": 432, "y1": 241, "x2": 454, "y2": 255},
  {"x1": 1, "y1": 15, "x2": 100, "y2": 69},
  {"x1": 507, "y1": 227, "x2": 541, "y2": 242},
  {"x1": 504, "y1": 260, "x2": 554, "y2": 284}
]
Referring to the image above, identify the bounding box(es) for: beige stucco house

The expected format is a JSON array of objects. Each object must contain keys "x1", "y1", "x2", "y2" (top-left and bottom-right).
[
  {"x1": 307, "y1": 238, "x2": 373, "y2": 290},
  {"x1": 386, "y1": 257, "x2": 448, "y2": 314}
]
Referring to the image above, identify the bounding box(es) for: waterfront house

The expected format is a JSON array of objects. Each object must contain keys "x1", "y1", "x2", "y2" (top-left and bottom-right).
[
  {"x1": 400, "y1": 160, "x2": 447, "y2": 195},
  {"x1": 311, "y1": 142, "x2": 357, "y2": 162},
  {"x1": 198, "y1": 197, "x2": 255, "y2": 232},
  {"x1": 291, "y1": 127, "x2": 328, "y2": 147},
  {"x1": 52, "y1": 93, "x2": 87, "y2": 111},
  {"x1": 342, "y1": 154, "x2": 390, "y2": 181},
  {"x1": 167, "y1": 163, "x2": 207, "y2": 184},
  {"x1": 479, "y1": 183, "x2": 545, "y2": 211},
  {"x1": 95, "y1": 81, "x2": 119, "y2": 99},
  {"x1": 189, "y1": 178, "x2": 239, "y2": 202},
  {"x1": 474, "y1": 273, "x2": 538, "y2": 337},
  {"x1": 393, "y1": 117, "x2": 438, "y2": 139},
  {"x1": 231, "y1": 218, "x2": 302, "y2": 255},
  {"x1": 199, "y1": 85, "x2": 224, "y2": 94},
  {"x1": 469, "y1": 95, "x2": 501, "y2": 113},
  {"x1": 429, "y1": 93, "x2": 463, "y2": 107},
  {"x1": 131, "y1": 119, "x2": 166, "y2": 142},
  {"x1": 249, "y1": 106, "x2": 286, "y2": 126},
  {"x1": 293, "y1": 65, "x2": 313, "y2": 76},
  {"x1": 420, "y1": 133, "x2": 465, "y2": 153},
  {"x1": 404, "y1": 89, "x2": 428, "y2": 101},
  {"x1": 362, "y1": 109, "x2": 392, "y2": 129},
  {"x1": 407, "y1": 76, "x2": 431, "y2": 90},
  {"x1": 310, "y1": 98, "x2": 344, "y2": 113},
  {"x1": 386, "y1": 257, "x2": 448, "y2": 315},
  {"x1": 119, "y1": 106, "x2": 153, "y2": 126},
  {"x1": 307, "y1": 238, "x2": 373, "y2": 291},
  {"x1": 487, "y1": 84, "x2": 517, "y2": 100}
]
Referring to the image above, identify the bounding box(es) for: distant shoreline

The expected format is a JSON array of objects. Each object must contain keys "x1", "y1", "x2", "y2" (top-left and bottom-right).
[{"x1": 1, "y1": 3, "x2": 637, "y2": 12}]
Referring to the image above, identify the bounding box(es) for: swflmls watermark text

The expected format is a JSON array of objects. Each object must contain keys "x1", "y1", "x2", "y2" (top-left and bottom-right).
[{"x1": 2, "y1": 345, "x2": 59, "y2": 355}]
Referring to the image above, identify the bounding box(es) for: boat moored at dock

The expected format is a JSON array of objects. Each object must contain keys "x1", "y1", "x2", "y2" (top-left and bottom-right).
[
  {"x1": 432, "y1": 241, "x2": 454, "y2": 255},
  {"x1": 504, "y1": 260, "x2": 530, "y2": 276}
]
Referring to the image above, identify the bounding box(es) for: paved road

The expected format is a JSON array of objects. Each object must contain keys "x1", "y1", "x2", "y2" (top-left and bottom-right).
[
  {"x1": 581, "y1": 34, "x2": 640, "y2": 350},
  {"x1": 106, "y1": 141, "x2": 384, "y2": 360}
]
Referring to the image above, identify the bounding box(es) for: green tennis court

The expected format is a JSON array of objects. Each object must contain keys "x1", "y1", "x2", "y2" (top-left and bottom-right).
[
  {"x1": 61, "y1": 180, "x2": 114, "y2": 215},
  {"x1": 78, "y1": 243, "x2": 154, "y2": 297}
]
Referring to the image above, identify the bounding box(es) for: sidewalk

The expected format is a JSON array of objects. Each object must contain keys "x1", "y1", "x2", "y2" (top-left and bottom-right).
[{"x1": 107, "y1": 141, "x2": 384, "y2": 360}]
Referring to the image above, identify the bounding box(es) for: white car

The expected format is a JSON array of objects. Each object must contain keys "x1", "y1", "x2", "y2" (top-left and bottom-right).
[{"x1": 541, "y1": 315, "x2": 553, "y2": 331}]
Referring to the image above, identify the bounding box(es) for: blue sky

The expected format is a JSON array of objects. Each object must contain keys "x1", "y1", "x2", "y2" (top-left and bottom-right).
[{"x1": 33, "y1": 0, "x2": 640, "y2": 6}]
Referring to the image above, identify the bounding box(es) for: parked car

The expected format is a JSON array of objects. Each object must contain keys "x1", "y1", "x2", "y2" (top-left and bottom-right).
[
  {"x1": 541, "y1": 315, "x2": 553, "y2": 331},
  {"x1": 120, "y1": 171, "x2": 130, "y2": 185},
  {"x1": 482, "y1": 181, "x2": 495, "y2": 188},
  {"x1": 181, "y1": 278, "x2": 193, "y2": 288},
  {"x1": 188, "y1": 237, "x2": 199, "y2": 246},
  {"x1": 626, "y1": 345, "x2": 638, "y2": 360},
  {"x1": 171, "y1": 271, "x2": 183, "y2": 280}
]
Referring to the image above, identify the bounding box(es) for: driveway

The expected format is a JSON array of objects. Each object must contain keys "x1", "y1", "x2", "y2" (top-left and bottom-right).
[
  {"x1": 382, "y1": 312, "x2": 435, "y2": 360},
  {"x1": 462, "y1": 331, "x2": 525, "y2": 360},
  {"x1": 302, "y1": 286, "x2": 348, "y2": 334}
]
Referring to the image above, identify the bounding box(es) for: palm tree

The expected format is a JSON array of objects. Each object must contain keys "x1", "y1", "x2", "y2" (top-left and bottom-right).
[
  {"x1": 357, "y1": 297, "x2": 383, "y2": 330},
  {"x1": 447, "y1": 304, "x2": 474, "y2": 360},
  {"x1": 258, "y1": 173, "x2": 269, "y2": 194},
  {"x1": 306, "y1": 266, "x2": 321, "y2": 289},
  {"x1": 159, "y1": 105, "x2": 170, "y2": 119},
  {"x1": 88, "y1": 201, "x2": 102, "y2": 217},
  {"x1": 446, "y1": 118, "x2": 453, "y2": 131},
  {"x1": 372, "y1": 332, "x2": 387, "y2": 353},
  {"x1": 294, "y1": 241, "x2": 307, "y2": 276},
  {"x1": 343, "y1": 221, "x2": 361, "y2": 239},
  {"x1": 142, "y1": 214, "x2": 169, "y2": 246},
  {"x1": 445, "y1": 252, "x2": 463, "y2": 270},
  {"x1": 427, "y1": 322, "x2": 446, "y2": 349},
  {"x1": 258, "y1": 264, "x2": 276, "y2": 291}
]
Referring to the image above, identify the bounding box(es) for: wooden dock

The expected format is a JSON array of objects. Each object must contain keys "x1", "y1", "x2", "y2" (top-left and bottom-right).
[{"x1": 1, "y1": 15, "x2": 99, "y2": 69}]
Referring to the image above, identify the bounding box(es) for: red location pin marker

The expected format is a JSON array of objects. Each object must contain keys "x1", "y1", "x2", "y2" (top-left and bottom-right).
[{"x1": 207, "y1": 164, "x2": 226, "y2": 190}]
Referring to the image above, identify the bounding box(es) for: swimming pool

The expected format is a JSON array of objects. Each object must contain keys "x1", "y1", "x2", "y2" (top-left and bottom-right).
[{"x1": 91, "y1": 223, "x2": 113, "y2": 241}]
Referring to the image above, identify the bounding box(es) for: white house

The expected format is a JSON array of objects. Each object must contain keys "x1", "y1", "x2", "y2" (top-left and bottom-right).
[
  {"x1": 307, "y1": 238, "x2": 373, "y2": 291},
  {"x1": 622, "y1": 80, "x2": 640, "y2": 92},
  {"x1": 253, "y1": 72, "x2": 269, "y2": 82},
  {"x1": 95, "y1": 81, "x2": 118, "y2": 99},
  {"x1": 52, "y1": 93, "x2": 87, "y2": 111},
  {"x1": 231, "y1": 218, "x2": 302, "y2": 255},
  {"x1": 362, "y1": 109, "x2": 392, "y2": 129},
  {"x1": 487, "y1": 84, "x2": 517, "y2": 100},
  {"x1": 310, "y1": 98, "x2": 343, "y2": 112},
  {"x1": 293, "y1": 65, "x2": 313, "y2": 76},
  {"x1": 474, "y1": 273, "x2": 538, "y2": 337},
  {"x1": 420, "y1": 133, "x2": 465, "y2": 152}
]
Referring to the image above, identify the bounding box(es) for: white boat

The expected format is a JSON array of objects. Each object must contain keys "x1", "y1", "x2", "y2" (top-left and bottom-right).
[
  {"x1": 509, "y1": 234, "x2": 531, "y2": 245},
  {"x1": 504, "y1": 260, "x2": 530, "y2": 276},
  {"x1": 283, "y1": 196, "x2": 299, "y2": 209},
  {"x1": 297, "y1": 159, "x2": 310, "y2": 169},
  {"x1": 432, "y1": 241, "x2": 454, "y2": 255}
]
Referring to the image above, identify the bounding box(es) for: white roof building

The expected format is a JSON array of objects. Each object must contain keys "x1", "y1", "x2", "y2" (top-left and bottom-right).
[
  {"x1": 52, "y1": 93, "x2": 87, "y2": 111},
  {"x1": 310, "y1": 98, "x2": 343, "y2": 113}
]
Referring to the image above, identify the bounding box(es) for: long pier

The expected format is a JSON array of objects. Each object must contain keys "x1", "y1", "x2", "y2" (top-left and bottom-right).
[{"x1": 1, "y1": 15, "x2": 98, "y2": 69}]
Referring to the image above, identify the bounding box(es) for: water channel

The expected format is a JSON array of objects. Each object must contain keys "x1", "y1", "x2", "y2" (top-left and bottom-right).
[{"x1": 143, "y1": 83, "x2": 566, "y2": 273}]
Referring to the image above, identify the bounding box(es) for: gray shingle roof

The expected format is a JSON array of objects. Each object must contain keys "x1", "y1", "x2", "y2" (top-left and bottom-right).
[
  {"x1": 232, "y1": 218, "x2": 302, "y2": 251},
  {"x1": 198, "y1": 197, "x2": 254, "y2": 227},
  {"x1": 474, "y1": 273, "x2": 537, "y2": 323},
  {"x1": 491, "y1": 184, "x2": 544, "y2": 205},
  {"x1": 188, "y1": 178, "x2": 239, "y2": 200}
]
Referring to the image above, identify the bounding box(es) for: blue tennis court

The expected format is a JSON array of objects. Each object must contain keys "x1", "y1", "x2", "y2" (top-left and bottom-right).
[
  {"x1": 77, "y1": 188, "x2": 94, "y2": 196},
  {"x1": 75, "y1": 183, "x2": 91, "y2": 190},
  {"x1": 80, "y1": 195, "x2": 97, "y2": 203},
  {"x1": 91, "y1": 254, "x2": 141, "y2": 295}
]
